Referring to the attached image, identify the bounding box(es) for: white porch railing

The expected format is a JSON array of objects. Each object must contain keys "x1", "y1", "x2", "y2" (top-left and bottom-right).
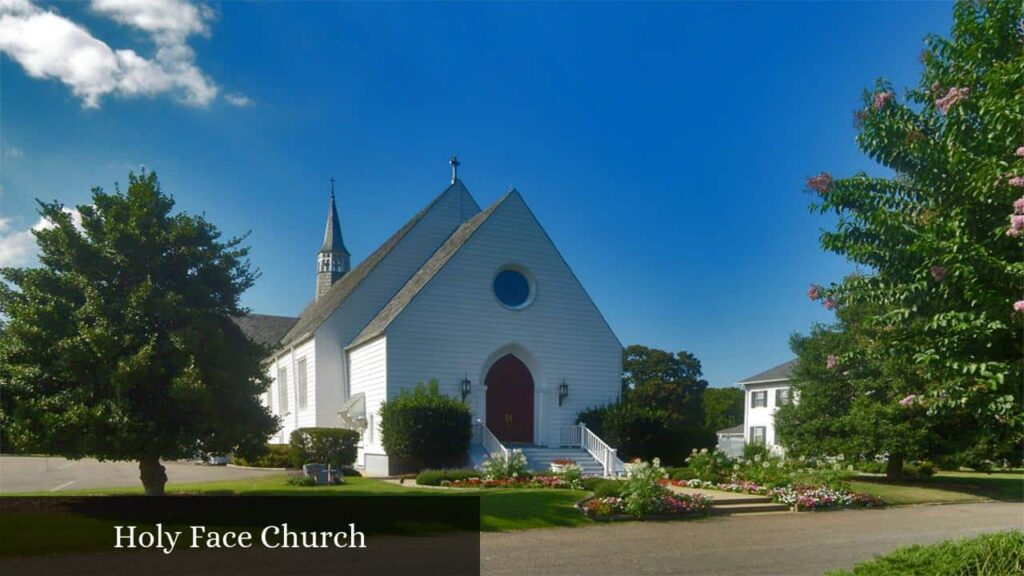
[
  {"x1": 558, "y1": 423, "x2": 624, "y2": 477},
  {"x1": 473, "y1": 419, "x2": 509, "y2": 460}
]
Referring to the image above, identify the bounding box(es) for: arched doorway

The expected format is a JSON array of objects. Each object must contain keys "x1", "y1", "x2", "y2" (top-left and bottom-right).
[{"x1": 485, "y1": 354, "x2": 534, "y2": 444}]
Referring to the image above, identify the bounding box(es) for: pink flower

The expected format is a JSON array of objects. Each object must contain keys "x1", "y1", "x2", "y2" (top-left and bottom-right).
[
  {"x1": 1010, "y1": 214, "x2": 1024, "y2": 236},
  {"x1": 806, "y1": 172, "x2": 834, "y2": 195},
  {"x1": 935, "y1": 86, "x2": 968, "y2": 113},
  {"x1": 899, "y1": 395, "x2": 917, "y2": 407},
  {"x1": 1015, "y1": 197, "x2": 1024, "y2": 214},
  {"x1": 930, "y1": 266, "x2": 947, "y2": 282},
  {"x1": 1009, "y1": 176, "x2": 1024, "y2": 188},
  {"x1": 807, "y1": 284, "x2": 822, "y2": 301},
  {"x1": 873, "y1": 91, "x2": 894, "y2": 111},
  {"x1": 826, "y1": 355, "x2": 839, "y2": 370},
  {"x1": 1016, "y1": 146, "x2": 1024, "y2": 158},
  {"x1": 1014, "y1": 300, "x2": 1024, "y2": 313},
  {"x1": 823, "y1": 298, "x2": 837, "y2": 310}
]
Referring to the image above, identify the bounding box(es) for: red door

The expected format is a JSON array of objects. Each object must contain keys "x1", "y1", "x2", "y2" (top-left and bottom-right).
[{"x1": 485, "y1": 354, "x2": 534, "y2": 444}]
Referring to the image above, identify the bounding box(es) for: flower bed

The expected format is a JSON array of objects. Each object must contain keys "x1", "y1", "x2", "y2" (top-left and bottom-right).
[
  {"x1": 770, "y1": 484, "x2": 882, "y2": 510},
  {"x1": 441, "y1": 474, "x2": 582, "y2": 490},
  {"x1": 581, "y1": 492, "x2": 711, "y2": 520},
  {"x1": 670, "y1": 478, "x2": 883, "y2": 510}
]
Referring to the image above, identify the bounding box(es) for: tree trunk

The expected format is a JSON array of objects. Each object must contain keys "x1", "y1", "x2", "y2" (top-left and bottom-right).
[
  {"x1": 139, "y1": 456, "x2": 167, "y2": 496},
  {"x1": 886, "y1": 454, "x2": 904, "y2": 481}
]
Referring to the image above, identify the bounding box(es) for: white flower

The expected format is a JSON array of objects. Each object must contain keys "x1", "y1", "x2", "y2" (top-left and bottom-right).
[
  {"x1": 700, "y1": 448, "x2": 708, "y2": 454},
  {"x1": 733, "y1": 464, "x2": 740, "y2": 470},
  {"x1": 837, "y1": 454, "x2": 845, "y2": 462},
  {"x1": 762, "y1": 461, "x2": 770, "y2": 468},
  {"x1": 754, "y1": 455, "x2": 762, "y2": 463}
]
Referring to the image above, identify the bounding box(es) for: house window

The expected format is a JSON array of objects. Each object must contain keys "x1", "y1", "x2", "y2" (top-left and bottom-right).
[
  {"x1": 751, "y1": 390, "x2": 768, "y2": 408},
  {"x1": 750, "y1": 426, "x2": 767, "y2": 444},
  {"x1": 775, "y1": 387, "x2": 789, "y2": 406},
  {"x1": 297, "y1": 358, "x2": 308, "y2": 410},
  {"x1": 277, "y1": 367, "x2": 289, "y2": 414}
]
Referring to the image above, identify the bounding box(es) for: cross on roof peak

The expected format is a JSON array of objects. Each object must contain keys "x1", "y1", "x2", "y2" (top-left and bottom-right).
[
  {"x1": 329, "y1": 177, "x2": 336, "y2": 199},
  {"x1": 450, "y1": 156, "x2": 460, "y2": 184}
]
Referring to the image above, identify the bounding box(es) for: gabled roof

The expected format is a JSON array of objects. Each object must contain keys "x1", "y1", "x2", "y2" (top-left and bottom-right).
[
  {"x1": 737, "y1": 359, "x2": 798, "y2": 385},
  {"x1": 233, "y1": 314, "x2": 299, "y2": 348},
  {"x1": 320, "y1": 193, "x2": 349, "y2": 255},
  {"x1": 277, "y1": 181, "x2": 472, "y2": 349},
  {"x1": 347, "y1": 190, "x2": 514, "y2": 349},
  {"x1": 717, "y1": 424, "x2": 744, "y2": 435}
]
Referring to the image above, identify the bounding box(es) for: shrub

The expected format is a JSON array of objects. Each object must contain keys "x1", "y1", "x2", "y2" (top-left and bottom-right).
[
  {"x1": 416, "y1": 468, "x2": 480, "y2": 486},
  {"x1": 903, "y1": 461, "x2": 936, "y2": 479},
  {"x1": 592, "y1": 480, "x2": 624, "y2": 499},
  {"x1": 734, "y1": 451, "x2": 791, "y2": 487},
  {"x1": 289, "y1": 428, "x2": 359, "y2": 468},
  {"x1": 826, "y1": 531, "x2": 1024, "y2": 576},
  {"x1": 379, "y1": 380, "x2": 472, "y2": 469},
  {"x1": 686, "y1": 448, "x2": 734, "y2": 482},
  {"x1": 854, "y1": 460, "x2": 887, "y2": 474},
  {"x1": 481, "y1": 450, "x2": 528, "y2": 480},
  {"x1": 577, "y1": 403, "x2": 716, "y2": 465},
  {"x1": 665, "y1": 467, "x2": 697, "y2": 481},
  {"x1": 231, "y1": 444, "x2": 295, "y2": 468},
  {"x1": 285, "y1": 474, "x2": 317, "y2": 487},
  {"x1": 621, "y1": 458, "x2": 670, "y2": 516}
]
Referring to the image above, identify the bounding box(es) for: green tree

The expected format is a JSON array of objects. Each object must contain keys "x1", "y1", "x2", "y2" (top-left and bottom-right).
[
  {"x1": 0, "y1": 172, "x2": 278, "y2": 495},
  {"x1": 805, "y1": 0, "x2": 1024, "y2": 450},
  {"x1": 775, "y1": 299, "x2": 932, "y2": 479},
  {"x1": 703, "y1": 387, "x2": 744, "y2": 432},
  {"x1": 622, "y1": 345, "x2": 708, "y2": 426}
]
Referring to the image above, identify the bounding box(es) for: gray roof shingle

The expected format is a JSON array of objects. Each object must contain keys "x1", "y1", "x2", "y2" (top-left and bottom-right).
[
  {"x1": 347, "y1": 190, "x2": 514, "y2": 349},
  {"x1": 233, "y1": 314, "x2": 299, "y2": 348},
  {"x1": 277, "y1": 181, "x2": 469, "y2": 349},
  {"x1": 737, "y1": 359, "x2": 798, "y2": 385}
]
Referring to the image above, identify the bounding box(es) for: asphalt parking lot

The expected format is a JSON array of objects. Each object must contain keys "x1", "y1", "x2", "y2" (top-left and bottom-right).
[{"x1": 0, "y1": 455, "x2": 281, "y2": 493}]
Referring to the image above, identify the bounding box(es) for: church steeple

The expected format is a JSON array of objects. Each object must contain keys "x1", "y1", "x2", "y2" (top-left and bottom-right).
[{"x1": 316, "y1": 178, "x2": 350, "y2": 300}]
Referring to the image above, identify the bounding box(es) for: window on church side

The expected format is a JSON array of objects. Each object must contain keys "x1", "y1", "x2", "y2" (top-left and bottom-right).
[
  {"x1": 494, "y1": 267, "x2": 533, "y2": 309},
  {"x1": 297, "y1": 358, "x2": 308, "y2": 409},
  {"x1": 278, "y1": 367, "x2": 289, "y2": 414}
]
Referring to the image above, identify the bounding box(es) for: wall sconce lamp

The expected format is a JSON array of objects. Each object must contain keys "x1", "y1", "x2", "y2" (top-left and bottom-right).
[
  {"x1": 461, "y1": 374, "x2": 472, "y2": 402},
  {"x1": 558, "y1": 379, "x2": 569, "y2": 407}
]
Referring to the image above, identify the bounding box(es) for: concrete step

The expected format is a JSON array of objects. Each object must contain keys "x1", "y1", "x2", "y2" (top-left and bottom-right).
[{"x1": 711, "y1": 501, "x2": 791, "y2": 515}]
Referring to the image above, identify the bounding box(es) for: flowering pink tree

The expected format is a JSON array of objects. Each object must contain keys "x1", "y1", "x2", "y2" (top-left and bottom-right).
[{"x1": 806, "y1": 1, "x2": 1023, "y2": 455}]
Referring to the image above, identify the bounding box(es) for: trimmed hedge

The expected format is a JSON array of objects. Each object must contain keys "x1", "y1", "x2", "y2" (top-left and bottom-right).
[
  {"x1": 577, "y1": 403, "x2": 716, "y2": 465},
  {"x1": 416, "y1": 468, "x2": 481, "y2": 486},
  {"x1": 591, "y1": 480, "x2": 624, "y2": 499},
  {"x1": 289, "y1": 427, "x2": 359, "y2": 468},
  {"x1": 379, "y1": 380, "x2": 472, "y2": 470},
  {"x1": 230, "y1": 444, "x2": 295, "y2": 468},
  {"x1": 827, "y1": 531, "x2": 1024, "y2": 576}
]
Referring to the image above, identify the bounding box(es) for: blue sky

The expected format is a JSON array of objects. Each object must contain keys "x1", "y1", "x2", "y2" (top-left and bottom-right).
[{"x1": 0, "y1": 1, "x2": 953, "y2": 388}]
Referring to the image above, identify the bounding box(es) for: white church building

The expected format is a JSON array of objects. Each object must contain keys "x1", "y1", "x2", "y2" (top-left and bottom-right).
[{"x1": 237, "y1": 160, "x2": 623, "y2": 475}]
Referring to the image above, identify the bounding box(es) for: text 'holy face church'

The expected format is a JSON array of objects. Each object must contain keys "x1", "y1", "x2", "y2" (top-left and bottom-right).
[{"x1": 236, "y1": 159, "x2": 622, "y2": 475}]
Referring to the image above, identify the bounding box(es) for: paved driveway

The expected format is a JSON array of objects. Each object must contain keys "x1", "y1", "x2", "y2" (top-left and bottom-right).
[
  {"x1": 481, "y1": 502, "x2": 1024, "y2": 576},
  {"x1": 0, "y1": 456, "x2": 281, "y2": 493}
]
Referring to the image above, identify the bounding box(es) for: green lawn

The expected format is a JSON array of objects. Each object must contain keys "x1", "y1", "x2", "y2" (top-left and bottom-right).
[
  {"x1": 3, "y1": 474, "x2": 592, "y2": 532},
  {"x1": 851, "y1": 471, "x2": 1024, "y2": 505}
]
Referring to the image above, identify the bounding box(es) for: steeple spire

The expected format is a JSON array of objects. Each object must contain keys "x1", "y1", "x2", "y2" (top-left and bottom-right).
[{"x1": 316, "y1": 178, "x2": 351, "y2": 300}]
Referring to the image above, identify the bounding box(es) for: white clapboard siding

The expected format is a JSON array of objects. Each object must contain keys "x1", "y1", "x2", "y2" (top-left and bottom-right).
[
  {"x1": 266, "y1": 338, "x2": 318, "y2": 443},
  {"x1": 384, "y1": 191, "x2": 622, "y2": 447},
  {"x1": 312, "y1": 183, "x2": 480, "y2": 426},
  {"x1": 348, "y1": 336, "x2": 388, "y2": 465}
]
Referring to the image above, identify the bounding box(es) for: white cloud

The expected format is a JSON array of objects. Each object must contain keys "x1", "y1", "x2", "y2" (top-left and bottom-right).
[
  {"x1": 0, "y1": 0, "x2": 226, "y2": 108},
  {"x1": 0, "y1": 209, "x2": 85, "y2": 267},
  {"x1": 0, "y1": 216, "x2": 45, "y2": 267},
  {"x1": 224, "y1": 93, "x2": 253, "y2": 107}
]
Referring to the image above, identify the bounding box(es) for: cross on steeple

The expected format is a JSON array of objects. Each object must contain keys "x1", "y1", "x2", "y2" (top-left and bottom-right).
[
  {"x1": 329, "y1": 177, "x2": 336, "y2": 199},
  {"x1": 450, "y1": 156, "x2": 460, "y2": 184}
]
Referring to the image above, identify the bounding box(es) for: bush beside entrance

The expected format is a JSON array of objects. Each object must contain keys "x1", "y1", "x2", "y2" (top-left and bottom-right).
[{"x1": 379, "y1": 380, "x2": 472, "y2": 470}]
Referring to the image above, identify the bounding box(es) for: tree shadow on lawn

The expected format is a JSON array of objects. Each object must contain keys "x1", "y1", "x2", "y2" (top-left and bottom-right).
[
  {"x1": 854, "y1": 473, "x2": 1024, "y2": 503},
  {"x1": 478, "y1": 490, "x2": 591, "y2": 532}
]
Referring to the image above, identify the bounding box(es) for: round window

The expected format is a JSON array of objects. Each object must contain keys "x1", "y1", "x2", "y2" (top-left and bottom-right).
[{"x1": 493, "y1": 268, "x2": 532, "y2": 309}]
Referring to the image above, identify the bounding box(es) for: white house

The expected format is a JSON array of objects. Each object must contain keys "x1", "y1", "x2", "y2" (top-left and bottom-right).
[
  {"x1": 738, "y1": 359, "x2": 796, "y2": 453},
  {"x1": 236, "y1": 161, "x2": 623, "y2": 475}
]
